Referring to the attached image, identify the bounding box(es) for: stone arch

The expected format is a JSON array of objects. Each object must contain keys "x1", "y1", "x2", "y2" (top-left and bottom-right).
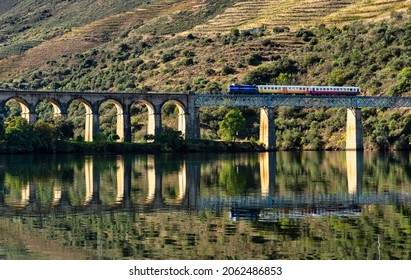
[
  {"x1": 130, "y1": 100, "x2": 158, "y2": 141},
  {"x1": 161, "y1": 99, "x2": 187, "y2": 138},
  {"x1": 34, "y1": 98, "x2": 63, "y2": 121},
  {"x1": 4, "y1": 97, "x2": 34, "y2": 123},
  {"x1": 68, "y1": 98, "x2": 97, "y2": 142},
  {"x1": 98, "y1": 98, "x2": 126, "y2": 142}
]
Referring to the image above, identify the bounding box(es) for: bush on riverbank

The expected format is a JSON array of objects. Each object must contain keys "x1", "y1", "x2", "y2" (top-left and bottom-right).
[{"x1": 0, "y1": 116, "x2": 266, "y2": 154}]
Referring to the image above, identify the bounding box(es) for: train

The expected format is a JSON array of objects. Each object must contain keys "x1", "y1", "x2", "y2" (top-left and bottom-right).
[{"x1": 227, "y1": 84, "x2": 361, "y2": 95}]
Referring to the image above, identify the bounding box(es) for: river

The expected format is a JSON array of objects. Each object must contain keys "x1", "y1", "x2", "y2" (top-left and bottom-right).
[{"x1": 0, "y1": 151, "x2": 410, "y2": 260}]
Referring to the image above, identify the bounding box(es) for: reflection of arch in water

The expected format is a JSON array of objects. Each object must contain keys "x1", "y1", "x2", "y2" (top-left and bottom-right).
[
  {"x1": 20, "y1": 183, "x2": 31, "y2": 207},
  {"x1": 116, "y1": 156, "x2": 125, "y2": 204},
  {"x1": 4, "y1": 182, "x2": 32, "y2": 209},
  {"x1": 346, "y1": 151, "x2": 363, "y2": 195},
  {"x1": 146, "y1": 155, "x2": 158, "y2": 204},
  {"x1": 52, "y1": 186, "x2": 62, "y2": 206},
  {"x1": 144, "y1": 156, "x2": 190, "y2": 207},
  {"x1": 84, "y1": 156, "x2": 94, "y2": 205},
  {"x1": 177, "y1": 162, "x2": 187, "y2": 203},
  {"x1": 259, "y1": 152, "x2": 276, "y2": 197}
]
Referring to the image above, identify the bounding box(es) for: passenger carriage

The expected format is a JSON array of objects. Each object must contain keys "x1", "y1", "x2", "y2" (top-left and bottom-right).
[{"x1": 310, "y1": 86, "x2": 360, "y2": 95}]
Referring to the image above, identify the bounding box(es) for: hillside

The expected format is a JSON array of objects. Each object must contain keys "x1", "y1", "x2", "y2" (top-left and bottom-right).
[
  {"x1": 0, "y1": 0, "x2": 410, "y2": 83},
  {"x1": 1, "y1": 0, "x2": 411, "y2": 151}
]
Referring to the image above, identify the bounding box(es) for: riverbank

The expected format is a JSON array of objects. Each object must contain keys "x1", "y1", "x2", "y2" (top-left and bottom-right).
[{"x1": 50, "y1": 139, "x2": 268, "y2": 154}]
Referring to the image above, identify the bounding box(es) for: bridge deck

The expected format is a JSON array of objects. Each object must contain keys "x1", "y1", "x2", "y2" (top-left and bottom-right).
[{"x1": 194, "y1": 94, "x2": 411, "y2": 108}]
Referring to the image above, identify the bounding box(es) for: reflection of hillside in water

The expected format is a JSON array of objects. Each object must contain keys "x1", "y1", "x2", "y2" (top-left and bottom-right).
[
  {"x1": 0, "y1": 151, "x2": 410, "y2": 215},
  {"x1": 0, "y1": 152, "x2": 411, "y2": 260}
]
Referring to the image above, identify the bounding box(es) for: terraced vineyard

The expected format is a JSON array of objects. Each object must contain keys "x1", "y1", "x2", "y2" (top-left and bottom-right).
[
  {"x1": 192, "y1": 0, "x2": 411, "y2": 34},
  {"x1": 1, "y1": 0, "x2": 411, "y2": 83},
  {"x1": 323, "y1": 0, "x2": 411, "y2": 23},
  {"x1": 0, "y1": 0, "x2": 197, "y2": 79}
]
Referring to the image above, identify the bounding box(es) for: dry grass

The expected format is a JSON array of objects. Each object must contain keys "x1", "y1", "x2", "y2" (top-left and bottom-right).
[
  {"x1": 0, "y1": 0, "x2": 199, "y2": 79},
  {"x1": 1, "y1": 0, "x2": 411, "y2": 81}
]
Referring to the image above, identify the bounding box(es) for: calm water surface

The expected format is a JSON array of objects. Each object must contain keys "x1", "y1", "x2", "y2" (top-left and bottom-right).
[{"x1": 0, "y1": 151, "x2": 410, "y2": 260}]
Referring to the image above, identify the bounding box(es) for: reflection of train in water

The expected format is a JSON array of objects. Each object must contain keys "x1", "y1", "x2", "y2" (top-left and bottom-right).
[
  {"x1": 227, "y1": 84, "x2": 361, "y2": 95},
  {"x1": 229, "y1": 205, "x2": 361, "y2": 222}
]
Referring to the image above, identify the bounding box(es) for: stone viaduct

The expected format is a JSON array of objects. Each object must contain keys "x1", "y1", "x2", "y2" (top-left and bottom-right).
[
  {"x1": 0, "y1": 89, "x2": 199, "y2": 142},
  {"x1": 0, "y1": 89, "x2": 384, "y2": 150}
]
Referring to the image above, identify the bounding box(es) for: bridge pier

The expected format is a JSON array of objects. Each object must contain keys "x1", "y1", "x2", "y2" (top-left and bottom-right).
[
  {"x1": 123, "y1": 112, "x2": 132, "y2": 142},
  {"x1": 185, "y1": 107, "x2": 200, "y2": 140},
  {"x1": 259, "y1": 107, "x2": 276, "y2": 150},
  {"x1": 116, "y1": 111, "x2": 125, "y2": 142},
  {"x1": 346, "y1": 108, "x2": 363, "y2": 150},
  {"x1": 85, "y1": 110, "x2": 100, "y2": 142},
  {"x1": 147, "y1": 112, "x2": 162, "y2": 140}
]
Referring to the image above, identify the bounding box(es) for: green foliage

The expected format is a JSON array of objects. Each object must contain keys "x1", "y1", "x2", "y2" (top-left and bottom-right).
[
  {"x1": 388, "y1": 67, "x2": 411, "y2": 95},
  {"x1": 218, "y1": 109, "x2": 246, "y2": 141},
  {"x1": 242, "y1": 58, "x2": 299, "y2": 84},
  {"x1": 247, "y1": 53, "x2": 263, "y2": 66},
  {"x1": 3, "y1": 117, "x2": 36, "y2": 153},
  {"x1": 276, "y1": 73, "x2": 293, "y2": 85},
  {"x1": 221, "y1": 65, "x2": 235, "y2": 75},
  {"x1": 158, "y1": 127, "x2": 184, "y2": 151},
  {"x1": 3, "y1": 4, "x2": 411, "y2": 151},
  {"x1": 33, "y1": 120, "x2": 58, "y2": 152},
  {"x1": 327, "y1": 68, "x2": 353, "y2": 86},
  {"x1": 52, "y1": 116, "x2": 74, "y2": 140}
]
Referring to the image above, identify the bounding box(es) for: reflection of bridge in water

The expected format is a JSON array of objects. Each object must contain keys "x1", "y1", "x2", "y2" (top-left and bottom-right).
[{"x1": 0, "y1": 152, "x2": 410, "y2": 217}]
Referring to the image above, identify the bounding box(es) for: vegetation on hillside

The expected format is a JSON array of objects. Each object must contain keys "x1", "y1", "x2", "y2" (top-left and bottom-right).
[{"x1": 1, "y1": 1, "x2": 411, "y2": 150}]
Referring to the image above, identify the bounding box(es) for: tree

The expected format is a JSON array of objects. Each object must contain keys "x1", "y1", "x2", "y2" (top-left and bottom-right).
[
  {"x1": 218, "y1": 109, "x2": 246, "y2": 141},
  {"x1": 33, "y1": 120, "x2": 58, "y2": 152},
  {"x1": 4, "y1": 116, "x2": 36, "y2": 152},
  {"x1": 52, "y1": 116, "x2": 74, "y2": 140}
]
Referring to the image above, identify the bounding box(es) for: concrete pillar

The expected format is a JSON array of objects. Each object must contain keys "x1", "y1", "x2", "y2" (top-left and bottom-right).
[
  {"x1": 51, "y1": 103, "x2": 62, "y2": 118},
  {"x1": 346, "y1": 108, "x2": 363, "y2": 150},
  {"x1": 148, "y1": 113, "x2": 162, "y2": 140},
  {"x1": 178, "y1": 110, "x2": 186, "y2": 138},
  {"x1": 85, "y1": 110, "x2": 93, "y2": 142},
  {"x1": 20, "y1": 105, "x2": 36, "y2": 124},
  {"x1": 114, "y1": 103, "x2": 130, "y2": 142},
  {"x1": 85, "y1": 110, "x2": 99, "y2": 142},
  {"x1": 259, "y1": 107, "x2": 276, "y2": 150},
  {"x1": 116, "y1": 111, "x2": 125, "y2": 142},
  {"x1": 19, "y1": 103, "x2": 33, "y2": 123}
]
